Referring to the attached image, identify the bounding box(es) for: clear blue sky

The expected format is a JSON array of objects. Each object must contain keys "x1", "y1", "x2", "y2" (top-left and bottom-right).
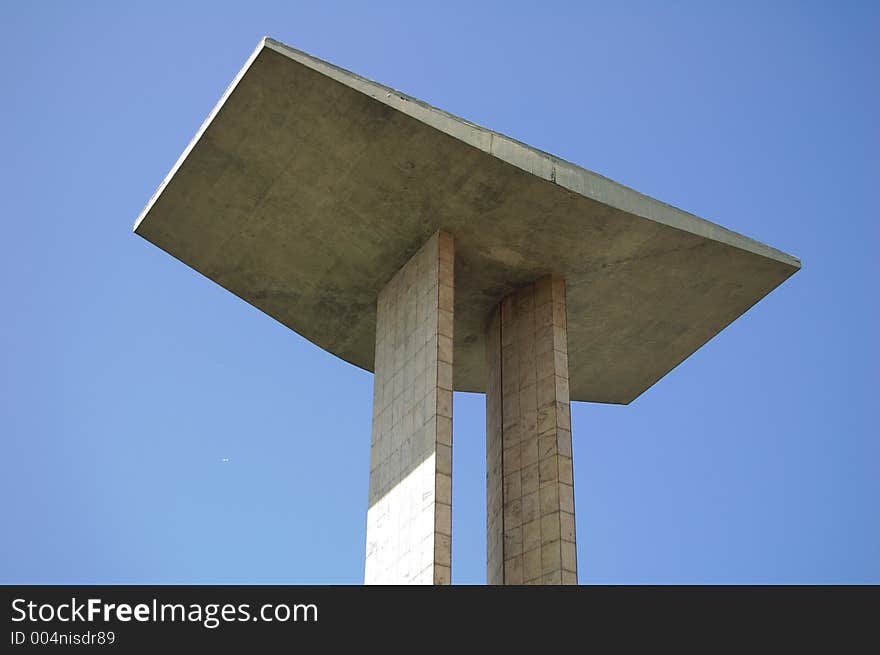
[{"x1": 1, "y1": 1, "x2": 876, "y2": 584}]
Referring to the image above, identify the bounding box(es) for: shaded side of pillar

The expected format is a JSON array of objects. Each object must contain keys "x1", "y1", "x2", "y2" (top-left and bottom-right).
[
  {"x1": 365, "y1": 231, "x2": 454, "y2": 584},
  {"x1": 486, "y1": 275, "x2": 577, "y2": 585}
]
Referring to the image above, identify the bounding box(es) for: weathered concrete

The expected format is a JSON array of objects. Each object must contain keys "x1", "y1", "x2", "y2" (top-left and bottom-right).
[
  {"x1": 134, "y1": 37, "x2": 799, "y2": 405},
  {"x1": 365, "y1": 232, "x2": 453, "y2": 584},
  {"x1": 487, "y1": 276, "x2": 577, "y2": 584}
]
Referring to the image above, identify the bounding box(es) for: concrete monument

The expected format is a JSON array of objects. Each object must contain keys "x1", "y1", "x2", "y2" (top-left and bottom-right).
[{"x1": 134, "y1": 37, "x2": 800, "y2": 584}]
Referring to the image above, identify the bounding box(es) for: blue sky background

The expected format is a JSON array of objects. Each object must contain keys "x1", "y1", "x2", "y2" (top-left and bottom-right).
[{"x1": 1, "y1": 1, "x2": 876, "y2": 584}]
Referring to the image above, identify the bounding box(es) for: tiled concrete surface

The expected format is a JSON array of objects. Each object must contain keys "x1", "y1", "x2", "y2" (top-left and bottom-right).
[
  {"x1": 487, "y1": 276, "x2": 577, "y2": 584},
  {"x1": 365, "y1": 232, "x2": 454, "y2": 584}
]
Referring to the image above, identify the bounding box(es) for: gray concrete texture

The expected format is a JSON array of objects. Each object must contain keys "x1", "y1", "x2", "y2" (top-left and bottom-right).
[
  {"x1": 487, "y1": 276, "x2": 577, "y2": 584},
  {"x1": 365, "y1": 232, "x2": 453, "y2": 584},
  {"x1": 134, "y1": 37, "x2": 800, "y2": 404}
]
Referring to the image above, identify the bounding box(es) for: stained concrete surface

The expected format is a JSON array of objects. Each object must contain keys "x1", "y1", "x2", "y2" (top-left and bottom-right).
[
  {"x1": 134, "y1": 37, "x2": 799, "y2": 404},
  {"x1": 486, "y1": 276, "x2": 577, "y2": 585}
]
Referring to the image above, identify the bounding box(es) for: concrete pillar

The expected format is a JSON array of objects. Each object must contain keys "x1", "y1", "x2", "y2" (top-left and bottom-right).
[
  {"x1": 365, "y1": 231, "x2": 454, "y2": 584},
  {"x1": 486, "y1": 275, "x2": 577, "y2": 584}
]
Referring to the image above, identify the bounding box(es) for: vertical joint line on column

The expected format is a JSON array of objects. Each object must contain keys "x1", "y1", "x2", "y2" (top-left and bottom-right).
[{"x1": 498, "y1": 307, "x2": 505, "y2": 574}]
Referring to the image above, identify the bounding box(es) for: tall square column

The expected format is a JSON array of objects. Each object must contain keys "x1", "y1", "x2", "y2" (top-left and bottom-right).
[
  {"x1": 486, "y1": 275, "x2": 577, "y2": 585},
  {"x1": 365, "y1": 231, "x2": 454, "y2": 584}
]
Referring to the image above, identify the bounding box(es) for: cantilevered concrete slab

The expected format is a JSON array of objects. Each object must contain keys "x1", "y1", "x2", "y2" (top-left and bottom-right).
[{"x1": 134, "y1": 37, "x2": 800, "y2": 404}]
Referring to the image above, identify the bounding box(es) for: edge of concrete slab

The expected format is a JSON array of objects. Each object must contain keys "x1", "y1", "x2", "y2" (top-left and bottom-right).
[
  {"x1": 261, "y1": 37, "x2": 800, "y2": 271},
  {"x1": 135, "y1": 36, "x2": 800, "y2": 274},
  {"x1": 132, "y1": 39, "x2": 267, "y2": 234}
]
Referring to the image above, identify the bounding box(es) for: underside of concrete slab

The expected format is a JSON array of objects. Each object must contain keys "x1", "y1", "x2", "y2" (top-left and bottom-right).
[{"x1": 133, "y1": 37, "x2": 800, "y2": 405}]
